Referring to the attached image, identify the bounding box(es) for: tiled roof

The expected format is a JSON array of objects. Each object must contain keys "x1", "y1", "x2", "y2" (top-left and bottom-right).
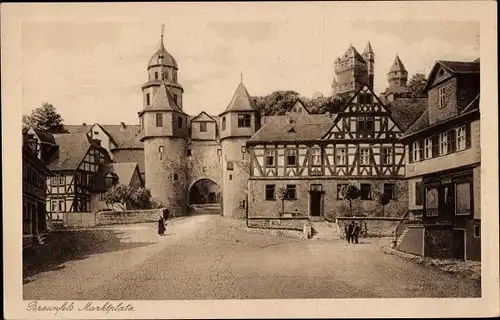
[
  {"x1": 248, "y1": 122, "x2": 333, "y2": 143},
  {"x1": 63, "y1": 124, "x2": 143, "y2": 149},
  {"x1": 461, "y1": 94, "x2": 480, "y2": 113},
  {"x1": 400, "y1": 109, "x2": 430, "y2": 138},
  {"x1": 63, "y1": 125, "x2": 90, "y2": 134},
  {"x1": 220, "y1": 82, "x2": 256, "y2": 115},
  {"x1": 343, "y1": 45, "x2": 366, "y2": 63},
  {"x1": 142, "y1": 82, "x2": 185, "y2": 114},
  {"x1": 389, "y1": 55, "x2": 407, "y2": 73},
  {"x1": 438, "y1": 60, "x2": 480, "y2": 73},
  {"x1": 31, "y1": 128, "x2": 56, "y2": 145},
  {"x1": 109, "y1": 162, "x2": 140, "y2": 186},
  {"x1": 385, "y1": 97, "x2": 428, "y2": 132},
  {"x1": 48, "y1": 133, "x2": 104, "y2": 171}
]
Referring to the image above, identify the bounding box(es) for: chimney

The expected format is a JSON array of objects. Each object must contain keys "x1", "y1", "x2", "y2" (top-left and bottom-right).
[
  {"x1": 82, "y1": 122, "x2": 87, "y2": 126},
  {"x1": 120, "y1": 122, "x2": 126, "y2": 130}
]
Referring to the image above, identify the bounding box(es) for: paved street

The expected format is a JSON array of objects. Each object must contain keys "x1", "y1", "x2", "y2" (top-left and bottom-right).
[{"x1": 23, "y1": 213, "x2": 481, "y2": 300}]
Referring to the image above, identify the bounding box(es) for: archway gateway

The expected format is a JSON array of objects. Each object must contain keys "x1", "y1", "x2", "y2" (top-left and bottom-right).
[{"x1": 189, "y1": 179, "x2": 221, "y2": 205}]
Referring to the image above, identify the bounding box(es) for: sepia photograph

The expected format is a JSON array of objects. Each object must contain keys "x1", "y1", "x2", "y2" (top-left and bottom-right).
[{"x1": 2, "y1": 1, "x2": 498, "y2": 319}]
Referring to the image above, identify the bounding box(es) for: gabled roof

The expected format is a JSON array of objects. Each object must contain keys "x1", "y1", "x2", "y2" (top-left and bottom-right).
[
  {"x1": 389, "y1": 55, "x2": 407, "y2": 73},
  {"x1": 287, "y1": 99, "x2": 311, "y2": 114},
  {"x1": 63, "y1": 124, "x2": 143, "y2": 149},
  {"x1": 220, "y1": 82, "x2": 256, "y2": 115},
  {"x1": 248, "y1": 122, "x2": 333, "y2": 143},
  {"x1": 190, "y1": 111, "x2": 216, "y2": 122},
  {"x1": 109, "y1": 162, "x2": 141, "y2": 186},
  {"x1": 342, "y1": 45, "x2": 366, "y2": 63},
  {"x1": 423, "y1": 59, "x2": 480, "y2": 91},
  {"x1": 48, "y1": 133, "x2": 104, "y2": 171},
  {"x1": 141, "y1": 81, "x2": 186, "y2": 115},
  {"x1": 401, "y1": 94, "x2": 480, "y2": 139},
  {"x1": 29, "y1": 128, "x2": 57, "y2": 145},
  {"x1": 363, "y1": 42, "x2": 374, "y2": 54}
]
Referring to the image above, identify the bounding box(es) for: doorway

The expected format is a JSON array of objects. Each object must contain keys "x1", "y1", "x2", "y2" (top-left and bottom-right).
[
  {"x1": 453, "y1": 229, "x2": 466, "y2": 260},
  {"x1": 309, "y1": 191, "x2": 322, "y2": 217}
]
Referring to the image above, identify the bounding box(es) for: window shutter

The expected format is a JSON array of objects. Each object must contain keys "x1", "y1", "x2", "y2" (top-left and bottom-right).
[
  {"x1": 432, "y1": 136, "x2": 439, "y2": 157},
  {"x1": 449, "y1": 130, "x2": 456, "y2": 153},
  {"x1": 465, "y1": 123, "x2": 471, "y2": 149},
  {"x1": 408, "y1": 144, "x2": 413, "y2": 163}
]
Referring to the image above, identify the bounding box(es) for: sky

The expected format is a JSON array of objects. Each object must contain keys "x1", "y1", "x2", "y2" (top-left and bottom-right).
[{"x1": 21, "y1": 4, "x2": 479, "y2": 125}]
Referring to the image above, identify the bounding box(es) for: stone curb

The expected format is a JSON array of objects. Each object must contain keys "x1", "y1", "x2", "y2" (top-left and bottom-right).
[{"x1": 381, "y1": 246, "x2": 481, "y2": 281}]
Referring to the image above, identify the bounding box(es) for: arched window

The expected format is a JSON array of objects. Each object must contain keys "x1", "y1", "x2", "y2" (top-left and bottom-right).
[
  {"x1": 156, "y1": 113, "x2": 163, "y2": 127},
  {"x1": 222, "y1": 117, "x2": 226, "y2": 130}
]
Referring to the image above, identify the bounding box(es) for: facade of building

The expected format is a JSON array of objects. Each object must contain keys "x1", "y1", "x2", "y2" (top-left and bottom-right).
[
  {"x1": 331, "y1": 42, "x2": 374, "y2": 96},
  {"x1": 22, "y1": 132, "x2": 53, "y2": 246},
  {"x1": 397, "y1": 59, "x2": 480, "y2": 261},
  {"x1": 246, "y1": 85, "x2": 425, "y2": 221}
]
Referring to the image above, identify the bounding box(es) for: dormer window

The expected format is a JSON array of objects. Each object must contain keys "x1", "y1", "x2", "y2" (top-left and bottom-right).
[{"x1": 200, "y1": 122, "x2": 207, "y2": 132}]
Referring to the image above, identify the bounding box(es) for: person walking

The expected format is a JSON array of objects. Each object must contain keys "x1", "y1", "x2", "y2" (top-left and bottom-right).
[
  {"x1": 352, "y1": 221, "x2": 361, "y2": 244},
  {"x1": 347, "y1": 221, "x2": 355, "y2": 244},
  {"x1": 157, "y1": 215, "x2": 166, "y2": 236},
  {"x1": 344, "y1": 223, "x2": 351, "y2": 243}
]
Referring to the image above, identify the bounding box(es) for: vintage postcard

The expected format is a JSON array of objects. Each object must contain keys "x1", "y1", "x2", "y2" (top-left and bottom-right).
[{"x1": 2, "y1": 1, "x2": 499, "y2": 319}]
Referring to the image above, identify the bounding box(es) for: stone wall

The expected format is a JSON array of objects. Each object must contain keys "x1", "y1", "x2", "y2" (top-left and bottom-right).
[
  {"x1": 248, "y1": 179, "x2": 408, "y2": 219},
  {"x1": 97, "y1": 209, "x2": 163, "y2": 225},
  {"x1": 247, "y1": 217, "x2": 309, "y2": 231},
  {"x1": 424, "y1": 227, "x2": 454, "y2": 258},
  {"x1": 187, "y1": 140, "x2": 222, "y2": 192},
  {"x1": 63, "y1": 212, "x2": 98, "y2": 228}
]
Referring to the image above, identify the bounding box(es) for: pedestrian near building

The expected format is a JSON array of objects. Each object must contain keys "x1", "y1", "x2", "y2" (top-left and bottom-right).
[
  {"x1": 344, "y1": 223, "x2": 351, "y2": 243},
  {"x1": 158, "y1": 215, "x2": 166, "y2": 236},
  {"x1": 352, "y1": 222, "x2": 361, "y2": 244},
  {"x1": 347, "y1": 221, "x2": 355, "y2": 244}
]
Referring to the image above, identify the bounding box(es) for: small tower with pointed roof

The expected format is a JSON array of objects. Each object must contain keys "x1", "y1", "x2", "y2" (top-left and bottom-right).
[
  {"x1": 362, "y1": 42, "x2": 375, "y2": 89},
  {"x1": 218, "y1": 79, "x2": 260, "y2": 218},
  {"x1": 388, "y1": 54, "x2": 408, "y2": 89},
  {"x1": 138, "y1": 27, "x2": 189, "y2": 216}
]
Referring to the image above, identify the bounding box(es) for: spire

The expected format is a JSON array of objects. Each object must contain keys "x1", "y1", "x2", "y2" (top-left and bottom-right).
[
  {"x1": 161, "y1": 24, "x2": 165, "y2": 46},
  {"x1": 220, "y1": 82, "x2": 256, "y2": 115},
  {"x1": 363, "y1": 41, "x2": 374, "y2": 54},
  {"x1": 143, "y1": 82, "x2": 185, "y2": 114},
  {"x1": 240, "y1": 71, "x2": 243, "y2": 83},
  {"x1": 389, "y1": 54, "x2": 407, "y2": 73}
]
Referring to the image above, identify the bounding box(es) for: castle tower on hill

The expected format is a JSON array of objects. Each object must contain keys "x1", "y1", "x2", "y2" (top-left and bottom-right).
[
  {"x1": 331, "y1": 42, "x2": 375, "y2": 96},
  {"x1": 219, "y1": 81, "x2": 261, "y2": 218},
  {"x1": 387, "y1": 54, "x2": 408, "y2": 90},
  {"x1": 139, "y1": 32, "x2": 189, "y2": 216}
]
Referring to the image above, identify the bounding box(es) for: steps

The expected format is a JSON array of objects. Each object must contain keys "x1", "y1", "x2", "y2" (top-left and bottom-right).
[
  {"x1": 396, "y1": 228, "x2": 409, "y2": 248},
  {"x1": 311, "y1": 220, "x2": 340, "y2": 240}
]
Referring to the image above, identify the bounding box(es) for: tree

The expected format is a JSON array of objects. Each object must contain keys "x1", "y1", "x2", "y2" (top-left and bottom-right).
[
  {"x1": 104, "y1": 184, "x2": 154, "y2": 210},
  {"x1": 339, "y1": 184, "x2": 361, "y2": 217},
  {"x1": 374, "y1": 189, "x2": 391, "y2": 216},
  {"x1": 276, "y1": 186, "x2": 287, "y2": 216},
  {"x1": 22, "y1": 102, "x2": 66, "y2": 133},
  {"x1": 407, "y1": 73, "x2": 428, "y2": 98}
]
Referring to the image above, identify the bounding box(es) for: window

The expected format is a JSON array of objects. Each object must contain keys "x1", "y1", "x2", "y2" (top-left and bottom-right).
[
  {"x1": 162, "y1": 71, "x2": 168, "y2": 80},
  {"x1": 286, "y1": 149, "x2": 297, "y2": 166},
  {"x1": 229, "y1": 174, "x2": 232, "y2": 180},
  {"x1": 178, "y1": 116, "x2": 183, "y2": 129},
  {"x1": 227, "y1": 161, "x2": 234, "y2": 171},
  {"x1": 440, "y1": 132, "x2": 448, "y2": 155},
  {"x1": 358, "y1": 117, "x2": 374, "y2": 136},
  {"x1": 455, "y1": 182, "x2": 471, "y2": 215},
  {"x1": 384, "y1": 183, "x2": 395, "y2": 200},
  {"x1": 265, "y1": 149, "x2": 275, "y2": 166},
  {"x1": 337, "y1": 183, "x2": 348, "y2": 199},
  {"x1": 158, "y1": 146, "x2": 164, "y2": 160},
  {"x1": 456, "y1": 126, "x2": 466, "y2": 151},
  {"x1": 154, "y1": 72, "x2": 159, "y2": 80},
  {"x1": 336, "y1": 148, "x2": 346, "y2": 165},
  {"x1": 237, "y1": 114, "x2": 251, "y2": 127},
  {"x1": 146, "y1": 93, "x2": 150, "y2": 106},
  {"x1": 156, "y1": 113, "x2": 163, "y2": 127},
  {"x1": 222, "y1": 117, "x2": 226, "y2": 130},
  {"x1": 415, "y1": 181, "x2": 423, "y2": 206},
  {"x1": 438, "y1": 87, "x2": 446, "y2": 108},
  {"x1": 187, "y1": 149, "x2": 192, "y2": 156},
  {"x1": 265, "y1": 185, "x2": 275, "y2": 200},
  {"x1": 425, "y1": 187, "x2": 439, "y2": 217},
  {"x1": 412, "y1": 141, "x2": 421, "y2": 162},
  {"x1": 199, "y1": 122, "x2": 207, "y2": 132},
  {"x1": 474, "y1": 225, "x2": 480, "y2": 238},
  {"x1": 285, "y1": 185, "x2": 297, "y2": 200},
  {"x1": 51, "y1": 200, "x2": 57, "y2": 212},
  {"x1": 382, "y1": 147, "x2": 393, "y2": 165},
  {"x1": 59, "y1": 175, "x2": 65, "y2": 185},
  {"x1": 173, "y1": 71, "x2": 177, "y2": 82},
  {"x1": 360, "y1": 184, "x2": 372, "y2": 200},
  {"x1": 311, "y1": 148, "x2": 321, "y2": 166},
  {"x1": 360, "y1": 148, "x2": 370, "y2": 165},
  {"x1": 424, "y1": 138, "x2": 432, "y2": 159},
  {"x1": 173, "y1": 173, "x2": 178, "y2": 181},
  {"x1": 58, "y1": 200, "x2": 64, "y2": 212},
  {"x1": 297, "y1": 107, "x2": 302, "y2": 113},
  {"x1": 99, "y1": 193, "x2": 106, "y2": 201},
  {"x1": 217, "y1": 149, "x2": 222, "y2": 156}
]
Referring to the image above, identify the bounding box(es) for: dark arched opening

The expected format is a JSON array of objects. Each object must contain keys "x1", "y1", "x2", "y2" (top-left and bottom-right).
[{"x1": 189, "y1": 179, "x2": 221, "y2": 205}]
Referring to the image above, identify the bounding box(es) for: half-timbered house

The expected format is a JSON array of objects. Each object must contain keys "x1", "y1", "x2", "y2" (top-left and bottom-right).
[
  {"x1": 247, "y1": 85, "x2": 426, "y2": 221},
  {"x1": 398, "y1": 59, "x2": 480, "y2": 261},
  {"x1": 46, "y1": 133, "x2": 110, "y2": 221}
]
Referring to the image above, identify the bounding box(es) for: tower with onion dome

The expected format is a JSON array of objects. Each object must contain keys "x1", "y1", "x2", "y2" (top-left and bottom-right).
[{"x1": 139, "y1": 27, "x2": 189, "y2": 216}]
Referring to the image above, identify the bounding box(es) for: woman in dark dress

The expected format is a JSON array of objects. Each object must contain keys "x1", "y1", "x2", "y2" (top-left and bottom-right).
[{"x1": 158, "y1": 215, "x2": 166, "y2": 236}]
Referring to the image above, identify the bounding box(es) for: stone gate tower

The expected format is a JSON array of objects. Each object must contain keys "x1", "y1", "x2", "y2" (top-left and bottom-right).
[
  {"x1": 139, "y1": 32, "x2": 189, "y2": 216},
  {"x1": 219, "y1": 80, "x2": 260, "y2": 218}
]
